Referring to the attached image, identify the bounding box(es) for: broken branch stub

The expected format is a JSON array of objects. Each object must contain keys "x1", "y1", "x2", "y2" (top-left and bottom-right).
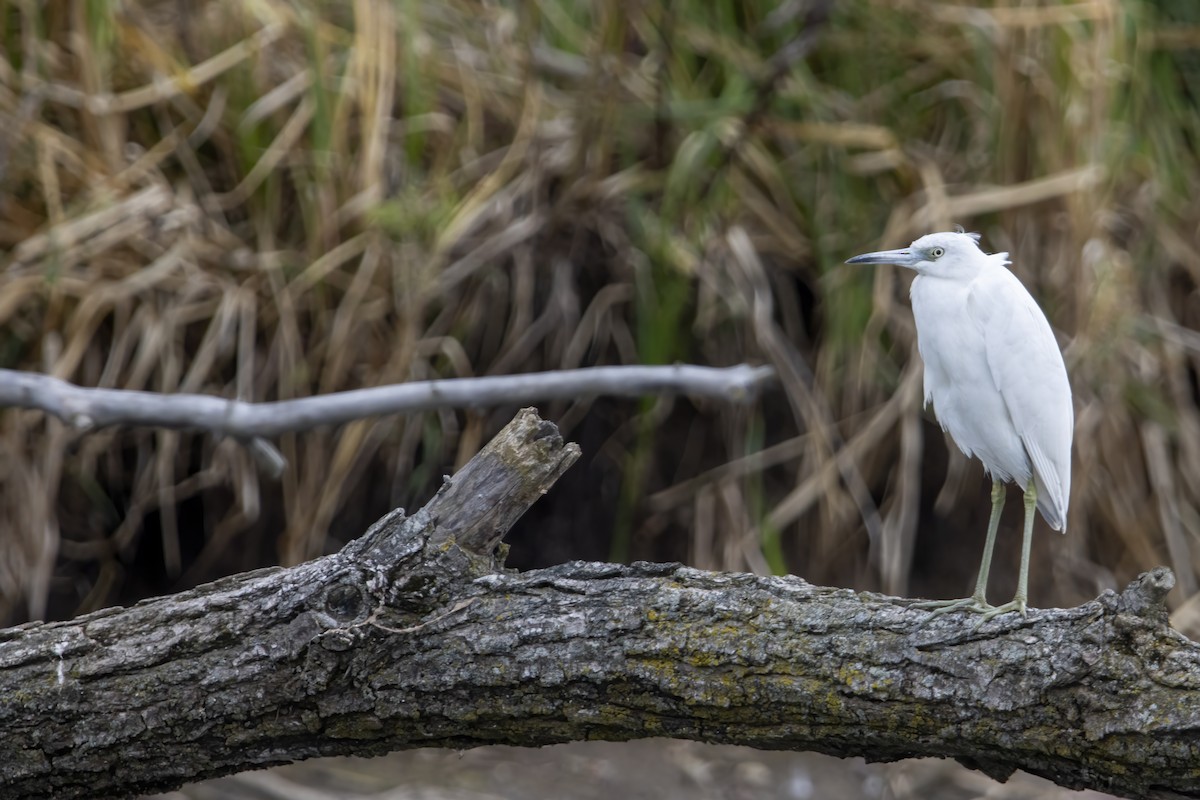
[{"x1": 0, "y1": 407, "x2": 579, "y2": 800}]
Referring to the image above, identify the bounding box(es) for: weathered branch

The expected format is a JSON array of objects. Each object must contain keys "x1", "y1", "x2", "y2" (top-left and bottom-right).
[
  {"x1": 0, "y1": 364, "x2": 771, "y2": 476},
  {"x1": 0, "y1": 365, "x2": 771, "y2": 437},
  {"x1": 0, "y1": 409, "x2": 1197, "y2": 800}
]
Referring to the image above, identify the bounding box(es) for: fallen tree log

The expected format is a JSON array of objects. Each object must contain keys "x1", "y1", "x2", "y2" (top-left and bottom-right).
[{"x1": 0, "y1": 409, "x2": 1196, "y2": 800}]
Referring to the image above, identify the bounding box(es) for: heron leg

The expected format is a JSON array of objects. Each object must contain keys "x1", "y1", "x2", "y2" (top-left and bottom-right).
[
  {"x1": 913, "y1": 479, "x2": 1005, "y2": 616},
  {"x1": 979, "y1": 481, "x2": 1036, "y2": 620},
  {"x1": 971, "y1": 479, "x2": 1006, "y2": 603}
]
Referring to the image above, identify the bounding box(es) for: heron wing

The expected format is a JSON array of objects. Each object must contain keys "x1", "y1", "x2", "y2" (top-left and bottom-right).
[{"x1": 970, "y1": 267, "x2": 1073, "y2": 531}]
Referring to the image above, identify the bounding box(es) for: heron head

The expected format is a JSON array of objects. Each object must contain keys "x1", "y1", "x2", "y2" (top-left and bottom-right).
[{"x1": 845, "y1": 231, "x2": 992, "y2": 277}]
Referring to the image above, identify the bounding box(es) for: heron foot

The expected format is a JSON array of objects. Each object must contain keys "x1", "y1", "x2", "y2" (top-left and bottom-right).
[
  {"x1": 977, "y1": 597, "x2": 1027, "y2": 621},
  {"x1": 912, "y1": 595, "x2": 993, "y2": 619},
  {"x1": 912, "y1": 596, "x2": 1029, "y2": 631}
]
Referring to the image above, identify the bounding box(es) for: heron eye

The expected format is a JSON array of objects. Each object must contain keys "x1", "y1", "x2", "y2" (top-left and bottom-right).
[{"x1": 930, "y1": 247, "x2": 945, "y2": 258}]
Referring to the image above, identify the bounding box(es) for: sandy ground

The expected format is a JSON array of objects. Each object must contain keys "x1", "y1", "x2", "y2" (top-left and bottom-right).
[{"x1": 156, "y1": 740, "x2": 1120, "y2": 800}]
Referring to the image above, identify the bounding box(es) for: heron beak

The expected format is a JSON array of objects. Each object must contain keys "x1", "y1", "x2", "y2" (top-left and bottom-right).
[{"x1": 845, "y1": 248, "x2": 919, "y2": 268}]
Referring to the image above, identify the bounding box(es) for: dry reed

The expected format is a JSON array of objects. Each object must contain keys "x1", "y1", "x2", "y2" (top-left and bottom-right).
[{"x1": 0, "y1": 0, "x2": 1197, "y2": 641}]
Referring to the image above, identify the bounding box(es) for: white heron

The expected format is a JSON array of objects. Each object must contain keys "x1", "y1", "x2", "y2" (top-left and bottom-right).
[{"x1": 846, "y1": 231, "x2": 1072, "y2": 618}]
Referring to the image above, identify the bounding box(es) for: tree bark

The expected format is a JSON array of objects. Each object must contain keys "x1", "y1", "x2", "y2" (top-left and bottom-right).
[{"x1": 0, "y1": 409, "x2": 1197, "y2": 800}]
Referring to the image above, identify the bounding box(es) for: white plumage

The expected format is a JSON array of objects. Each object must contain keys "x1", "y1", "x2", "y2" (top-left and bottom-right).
[{"x1": 846, "y1": 231, "x2": 1073, "y2": 618}]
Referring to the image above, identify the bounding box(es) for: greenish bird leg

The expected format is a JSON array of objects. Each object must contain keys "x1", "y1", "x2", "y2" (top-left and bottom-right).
[
  {"x1": 914, "y1": 479, "x2": 1006, "y2": 616},
  {"x1": 970, "y1": 479, "x2": 1006, "y2": 603},
  {"x1": 979, "y1": 481, "x2": 1036, "y2": 620}
]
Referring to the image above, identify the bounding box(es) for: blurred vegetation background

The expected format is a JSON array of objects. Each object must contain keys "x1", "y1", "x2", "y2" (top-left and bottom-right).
[{"x1": 1, "y1": 0, "x2": 1199, "y2": 651}]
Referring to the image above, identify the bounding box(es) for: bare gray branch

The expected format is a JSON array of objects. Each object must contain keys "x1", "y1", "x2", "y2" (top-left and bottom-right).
[{"x1": 0, "y1": 364, "x2": 773, "y2": 438}]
